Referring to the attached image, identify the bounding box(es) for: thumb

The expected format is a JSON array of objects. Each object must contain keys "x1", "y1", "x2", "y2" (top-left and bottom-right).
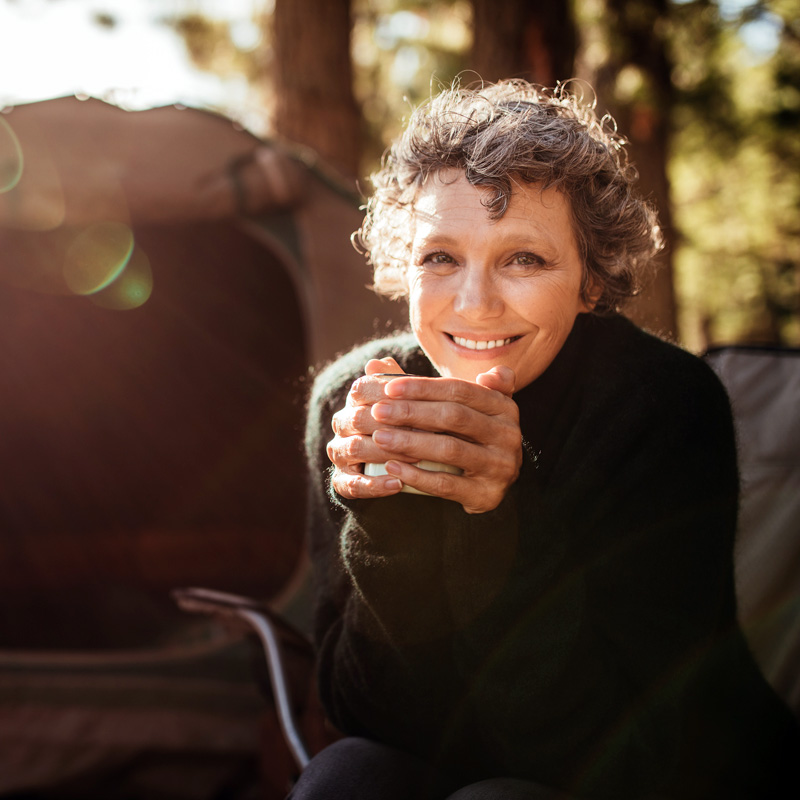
[
  {"x1": 365, "y1": 357, "x2": 405, "y2": 376},
  {"x1": 476, "y1": 365, "x2": 516, "y2": 397}
]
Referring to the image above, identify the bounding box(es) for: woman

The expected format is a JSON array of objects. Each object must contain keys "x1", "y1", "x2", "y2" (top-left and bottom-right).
[{"x1": 295, "y1": 80, "x2": 799, "y2": 799}]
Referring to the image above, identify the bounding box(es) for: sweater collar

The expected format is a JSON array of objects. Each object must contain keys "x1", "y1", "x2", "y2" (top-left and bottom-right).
[
  {"x1": 512, "y1": 313, "x2": 593, "y2": 461},
  {"x1": 515, "y1": 312, "x2": 589, "y2": 404}
]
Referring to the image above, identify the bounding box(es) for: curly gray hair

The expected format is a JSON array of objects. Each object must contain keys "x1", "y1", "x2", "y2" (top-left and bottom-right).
[{"x1": 355, "y1": 79, "x2": 663, "y2": 313}]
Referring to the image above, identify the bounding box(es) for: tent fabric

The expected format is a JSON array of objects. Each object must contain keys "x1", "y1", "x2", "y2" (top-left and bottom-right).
[
  {"x1": 0, "y1": 95, "x2": 404, "y2": 648},
  {"x1": 0, "y1": 622, "x2": 268, "y2": 798},
  {"x1": 0, "y1": 96, "x2": 403, "y2": 797},
  {"x1": 706, "y1": 346, "x2": 800, "y2": 717},
  {"x1": 0, "y1": 96, "x2": 302, "y2": 227},
  {"x1": 0, "y1": 95, "x2": 405, "y2": 365},
  {"x1": 0, "y1": 218, "x2": 310, "y2": 649}
]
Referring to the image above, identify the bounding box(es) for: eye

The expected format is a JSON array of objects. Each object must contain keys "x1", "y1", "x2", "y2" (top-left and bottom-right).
[
  {"x1": 509, "y1": 252, "x2": 547, "y2": 270},
  {"x1": 419, "y1": 251, "x2": 458, "y2": 274}
]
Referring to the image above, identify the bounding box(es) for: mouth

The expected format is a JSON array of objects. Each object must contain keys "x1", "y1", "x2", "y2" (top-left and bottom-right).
[{"x1": 449, "y1": 334, "x2": 521, "y2": 351}]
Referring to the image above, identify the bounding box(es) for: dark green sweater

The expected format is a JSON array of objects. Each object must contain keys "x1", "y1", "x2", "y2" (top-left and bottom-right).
[{"x1": 304, "y1": 313, "x2": 799, "y2": 799}]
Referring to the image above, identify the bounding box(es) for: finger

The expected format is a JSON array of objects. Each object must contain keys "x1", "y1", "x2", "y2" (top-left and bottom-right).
[
  {"x1": 476, "y1": 366, "x2": 516, "y2": 397},
  {"x1": 372, "y1": 394, "x2": 519, "y2": 444},
  {"x1": 373, "y1": 427, "x2": 470, "y2": 469},
  {"x1": 331, "y1": 466, "x2": 403, "y2": 499},
  {"x1": 383, "y1": 375, "x2": 514, "y2": 417},
  {"x1": 372, "y1": 398, "x2": 485, "y2": 441},
  {"x1": 365, "y1": 357, "x2": 405, "y2": 376},
  {"x1": 349, "y1": 368, "x2": 407, "y2": 406},
  {"x1": 333, "y1": 404, "x2": 384, "y2": 437},
  {"x1": 382, "y1": 461, "x2": 502, "y2": 514},
  {"x1": 372, "y1": 427, "x2": 513, "y2": 477},
  {"x1": 327, "y1": 433, "x2": 401, "y2": 470}
]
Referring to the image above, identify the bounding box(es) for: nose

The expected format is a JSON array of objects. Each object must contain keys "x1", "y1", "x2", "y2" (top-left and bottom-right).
[{"x1": 453, "y1": 265, "x2": 503, "y2": 320}]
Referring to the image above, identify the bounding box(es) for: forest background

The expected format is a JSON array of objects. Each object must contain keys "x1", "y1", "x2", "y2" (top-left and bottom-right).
[{"x1": 6, "y1": 0, "x2": 800, "y2": 351}]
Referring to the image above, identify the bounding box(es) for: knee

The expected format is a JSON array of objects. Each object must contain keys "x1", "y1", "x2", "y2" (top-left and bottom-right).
[
  {"x1": 446, "y1": 777, "x2": 567, "y2": 800},
  {"x1": 288, "y1": 736, "x2": 437, "y2": 800}
]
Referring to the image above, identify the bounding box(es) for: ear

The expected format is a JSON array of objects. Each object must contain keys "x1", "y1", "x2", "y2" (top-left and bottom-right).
[{"x1": 580, "y1": 274, "x2": 602, "y2": 312}]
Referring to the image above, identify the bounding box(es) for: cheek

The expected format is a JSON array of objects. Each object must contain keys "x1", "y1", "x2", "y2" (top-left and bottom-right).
[
  {"x1": 407, "y1": 278, "x2": 424, "y2": 329},
  {"x1": 530, "y1": 278, "x2": 586, "y2": 324},
  {"x1": 408, "y1": 275, "x2": 446, "y2": 327},
  {"x1": 508, "y1": 283, "x2": 564, "y2": 327}
]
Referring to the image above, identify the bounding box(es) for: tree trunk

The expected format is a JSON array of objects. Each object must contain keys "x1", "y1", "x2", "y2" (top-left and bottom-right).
[
  {"x1": 470, "y1": 0, "x2": 577, "y2": 86},
  {"x1": 470, "y1": 0, "x2": 677, "y2": 338},
  {"x1": 588, "y1": 0, "x2": 678, "y2": 339},
  {"x1": 272, "y1": 0, "x2": 361, "y2": 180}
]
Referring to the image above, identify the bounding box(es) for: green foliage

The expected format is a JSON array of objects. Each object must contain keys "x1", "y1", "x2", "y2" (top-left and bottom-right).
[
  {"x1": 668, "y1": 0, "x2": 800, "y2": 348},
  {"x1": 352, "y1": 0, "x2": 472, "y2": 177}
]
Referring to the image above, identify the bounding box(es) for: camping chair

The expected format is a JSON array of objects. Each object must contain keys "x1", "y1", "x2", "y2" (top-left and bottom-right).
[
  {"x1": 171, "y1": 587, "x2": 333, "y2": 783},
  {"x1": 705, "y1": 345, "x2": 800, "y2": 717},
  {"x1": 169, "y1": 586, "x2": 341, "y2": 798}
]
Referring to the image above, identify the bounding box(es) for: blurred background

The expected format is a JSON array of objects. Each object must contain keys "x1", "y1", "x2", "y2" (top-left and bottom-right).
[
  {"x1": 3, "y1": 0, "x2": 798, "y2": 351},
  {"x1": 0, "y1": 2, "x2": 798, "y2": 797}
]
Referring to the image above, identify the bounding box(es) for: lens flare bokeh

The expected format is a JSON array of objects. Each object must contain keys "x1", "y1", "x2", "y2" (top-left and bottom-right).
[
  {"x1": 89, "y1": 243, "x2": 153, "y2": 310},
  {"x1": 63, "y1": 221, "x2": 134, "y2": 295},
  {"x1": 0, "y1": 116, "x2": 24, "y2": 193}
]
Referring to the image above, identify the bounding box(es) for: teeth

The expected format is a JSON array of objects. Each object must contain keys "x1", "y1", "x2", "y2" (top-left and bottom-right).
[{"x1": 453, "y1": 336, "x2": 515, "y2": 350}]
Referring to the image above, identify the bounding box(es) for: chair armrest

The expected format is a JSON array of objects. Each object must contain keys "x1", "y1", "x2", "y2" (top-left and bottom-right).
[{"x1": 172, "y1": 587, "x2": 312, "y2": 771}]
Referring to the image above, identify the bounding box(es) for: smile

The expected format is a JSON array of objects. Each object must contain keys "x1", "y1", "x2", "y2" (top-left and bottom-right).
[{"x1": 451, "y1": 335, "x2": 518, "y2": 351}]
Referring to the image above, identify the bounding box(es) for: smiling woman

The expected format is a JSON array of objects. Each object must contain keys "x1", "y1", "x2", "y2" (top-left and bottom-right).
[
  {"x1": 407, "y1": 175, "x2": 591, "y2": 389},
  {"x1": 299, "y1": 79, "x2": 800, "y2": 800}
]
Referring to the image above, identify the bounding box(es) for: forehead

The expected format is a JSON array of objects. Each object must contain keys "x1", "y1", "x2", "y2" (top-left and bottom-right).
[{"x1": 411, "y1": 170, "x2": 575, "y2": 241}]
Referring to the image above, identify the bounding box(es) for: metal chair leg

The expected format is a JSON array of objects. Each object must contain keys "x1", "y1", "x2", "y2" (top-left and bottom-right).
[{"x1": 173, "y1": 587, "x2": 312, "y2": 771}]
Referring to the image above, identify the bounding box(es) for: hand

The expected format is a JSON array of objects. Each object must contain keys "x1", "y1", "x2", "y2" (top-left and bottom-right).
[
  {"x1": 327, "y1": 357, "x2": 410, "y2": 500},
  {"x1": 328, "y1": 360, "x2": 522, "y2": 513},
  {"x1": 373, "y1": 365, "x2": 521, "y2": 513}
]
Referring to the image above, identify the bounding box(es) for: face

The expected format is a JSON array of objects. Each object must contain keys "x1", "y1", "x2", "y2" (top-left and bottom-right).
[{"x1": 407, "y1": 171, "x2": 594, "y2": 391}]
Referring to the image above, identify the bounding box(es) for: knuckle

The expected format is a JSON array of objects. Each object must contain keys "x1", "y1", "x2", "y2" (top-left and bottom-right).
[
  {"x1": 495, "y1": 418, "x2": 522, "y2": 448},
  {"x1": 447, "y1": 381, "x2": 473, "y2": 405},
  {"x1": 342, "y1": 436, "x2": 363, "y2": 460},
  {"x1": 384, "y1": 399, "x2": 411, "y2": 424},
  {"x1": 349, "y1": 376, "x2": 371, "y2": 403},
  {"x1": 389, "y1": 430, "x2": 411, "y2": 453},
  {"x1": 505, "y1": 401, "x2": 521, "y2": 425},
  {"x1": 505, "y1": 427, "x2": 523, "y2": 454},
  {"x1": 441, "y1": 402, "x2": 471, "y2": 432},
  {"x1": 353, "y1": 405, "x2": 373, "y2": 430},
  {"x1": 326, "y1": 439, "x2": 337, "y2": 463},
  {"x1": 439, "y1": 435, "x2": 463, "y2": 463},
  {"x1": 427, "y1": 470, "x2": 453, "y2": 496},
  {"x1": 331, "y1": 472, "x2": 350, "y2": 498}
]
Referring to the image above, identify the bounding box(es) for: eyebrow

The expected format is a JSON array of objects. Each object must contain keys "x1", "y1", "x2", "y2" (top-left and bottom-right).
[{"x1": 413, "y1": 227, "x2": 558, "y2": 250}]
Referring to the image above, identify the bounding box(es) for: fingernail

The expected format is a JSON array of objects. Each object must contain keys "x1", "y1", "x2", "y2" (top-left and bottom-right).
[
  {"x1": 385, "y1": 460, "x2": 402, "y2": 475},
  {"x1": 372, "y1": 402, "x2": 393, "y2": 422},
  {"x1": 373, "y1": 429, "x2": 394, "y2": 445},
  {"x1": 386, "y1": 478, "x2": 402, "y2": 491},
  {"x1": 384, "y1": 380, "x2": 405, "y2": 397}
]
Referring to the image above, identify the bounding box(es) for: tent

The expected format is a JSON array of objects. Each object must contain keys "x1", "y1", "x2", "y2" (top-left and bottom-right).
[
  {"x1": 0, "y1": 96, "x2": 404, "y2": 797},
  {"x1": 0, "y1": 94, "x2": 406, "y2": 647}
]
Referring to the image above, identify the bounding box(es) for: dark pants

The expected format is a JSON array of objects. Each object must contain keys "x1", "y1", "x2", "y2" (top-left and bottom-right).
[{"x1": 286, "y1": 737, "x2": 569, "y2": 800}]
